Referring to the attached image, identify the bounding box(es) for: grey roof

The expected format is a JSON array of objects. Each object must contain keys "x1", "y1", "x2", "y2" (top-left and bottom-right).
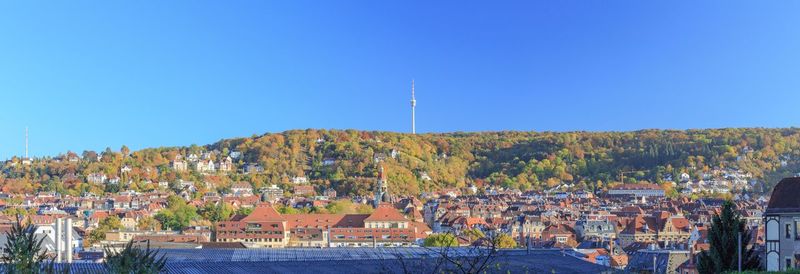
[
  {"x1": 2, "y1": 248, "x2": 613, "y2": 273},
  {"x1": 766, "y1": 177, "x2": 800, "y2": 214},
  {"x1": 625, "y1": 249, "x2": 690, "y2": 273}
]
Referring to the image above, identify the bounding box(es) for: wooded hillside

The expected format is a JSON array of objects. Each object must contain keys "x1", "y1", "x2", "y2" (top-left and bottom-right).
[{"x1": 3, "y1": 128, "x2": 799, "y2": 197}]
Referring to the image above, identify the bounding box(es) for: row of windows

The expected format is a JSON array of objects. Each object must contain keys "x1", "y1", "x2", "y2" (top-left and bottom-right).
[
  {"x1": 330, "y1": 229, "x2": 400, "y2": 233},
  {"x1": 332, "y1": 235, "x2": 409, "y2": 240},
  {"x1": 218, "y1": 238, "x2": 283, "y2": 243},
  {"x1": 219, "y1": 223, "x2": 280, "y2": 228},
  {"x1": 218, "y1": 230, "x2": 283, "y2": 235}
]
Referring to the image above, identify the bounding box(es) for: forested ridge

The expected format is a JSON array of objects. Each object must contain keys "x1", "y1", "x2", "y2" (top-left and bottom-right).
[{"x1": 2, "y1": 128, "x2": 799, "y2": 197}]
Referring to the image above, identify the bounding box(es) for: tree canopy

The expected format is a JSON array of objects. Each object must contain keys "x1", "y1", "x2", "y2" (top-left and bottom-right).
[
  {"x1": 2, "y1": 128, "x2": 798, "y2": 199},
  {"x1": 154, "y1": 196, "x2": 199, "y2": 230},
  {"x1": 697, "y1": 201, "x2": 760, "y2": 273},
  {"x1": 424, "y1": 233, "x2": 459, "y2": 247}
]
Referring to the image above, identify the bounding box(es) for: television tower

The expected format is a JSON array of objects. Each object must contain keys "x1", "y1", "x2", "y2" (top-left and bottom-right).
[{"x1": 411, "y1": 80, "x2": 416, "y2": 134}]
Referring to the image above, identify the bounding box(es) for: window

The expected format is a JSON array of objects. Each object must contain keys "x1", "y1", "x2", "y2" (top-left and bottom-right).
[
  {"x1": 787, "y1": 224, "x2": 793, "y2": 239},
  {"x1": 795, "y1": 221, "x2": 800, "y2": 240}
]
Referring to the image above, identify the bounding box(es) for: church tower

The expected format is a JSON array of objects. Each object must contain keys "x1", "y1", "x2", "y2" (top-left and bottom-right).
[{"x1": 374, "y1": 165, "x2": 390, "y2": 208}]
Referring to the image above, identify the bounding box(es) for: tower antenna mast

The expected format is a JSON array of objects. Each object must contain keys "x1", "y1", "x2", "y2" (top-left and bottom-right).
[{"x1": 411, "y1": 80, "x2": 416, "y2": 134}]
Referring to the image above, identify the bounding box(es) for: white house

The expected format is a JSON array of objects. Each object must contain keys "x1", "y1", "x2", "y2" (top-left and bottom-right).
[
  {"x1": 231, "y1": 182, "x2": 253, "y2": 197},
  {"x1": 291, "y1": 176, "x2": 309, "y2": 184}
]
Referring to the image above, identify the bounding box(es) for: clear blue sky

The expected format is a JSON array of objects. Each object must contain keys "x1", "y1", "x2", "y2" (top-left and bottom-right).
[{"x1": 1, "y1": 1, "x2": 800, "y2": 158}]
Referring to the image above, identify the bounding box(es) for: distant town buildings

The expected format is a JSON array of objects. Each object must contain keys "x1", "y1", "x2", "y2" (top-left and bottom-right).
[
  {"x1": 215, "y1": 203, "x2": 428, "y2": 248},
  {"x1": 608, "y1": 183, "x2": 665, "y2": 197}
]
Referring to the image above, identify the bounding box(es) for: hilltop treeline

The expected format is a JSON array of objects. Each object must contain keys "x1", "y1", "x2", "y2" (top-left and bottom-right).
[{"x1": 2, "y1": 128, "x2": 799, "y2": 197}]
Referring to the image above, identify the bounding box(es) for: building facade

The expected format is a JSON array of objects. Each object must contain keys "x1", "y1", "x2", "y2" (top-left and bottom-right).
[
  {"x1": 215, "y1": 203, "x2": 428, "y2": 248},
  {"x1": 765, "y1": 177, "x2": 800, "y2": 271}
]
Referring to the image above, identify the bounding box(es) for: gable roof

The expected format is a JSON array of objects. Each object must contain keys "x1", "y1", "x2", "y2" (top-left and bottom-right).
[
  {"x1": 241, "y1": 204, "x2": 285, "y2": 222},
  {"x1": 285, "y1": 214, "x2": 369, "y2": 228},
  {"x1": 364, "y1": 203, "x2": 407, "y2": 222}
]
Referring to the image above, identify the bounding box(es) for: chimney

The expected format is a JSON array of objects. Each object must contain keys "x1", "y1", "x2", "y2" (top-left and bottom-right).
[
  {"x1": 66, "y1": 218, "x2": 73, "y2": 263},
  {"x1": 55, "y1": 218, "x2": 62, "y2": 263},
  {"x1": 326, "y1": 226, "x2": 332, "y2": 248}
]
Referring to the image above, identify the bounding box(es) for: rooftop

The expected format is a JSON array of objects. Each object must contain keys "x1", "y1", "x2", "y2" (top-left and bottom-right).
[
  {"x1": 766, "y1": 177, "x2": 800, "y2": 214},
  {"x1": 31, "y1": 248, "x2": 611, "y2": 273}
]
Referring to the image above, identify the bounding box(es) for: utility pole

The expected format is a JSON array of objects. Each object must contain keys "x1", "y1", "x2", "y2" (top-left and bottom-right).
[
  {"x1": 738, "y1": 231, "x2": 742, "y2": 272},
  {"x1": 526, "y1": 235, "x2": 530, "y2": 254},
  {"x1": 55, "y1": 218, "x2": 61, "y2": 263},
  {"x1": 653, "y1": 254, "x2": 657, "y2": 274}
]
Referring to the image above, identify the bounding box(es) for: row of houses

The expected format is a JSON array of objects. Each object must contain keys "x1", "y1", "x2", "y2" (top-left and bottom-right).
[
  {"x1": 215, "y1": 203, "x2": 430, "y2": 248},
  {"x1": 172, "y1": 155, "x2": 234, "y2": 173}
]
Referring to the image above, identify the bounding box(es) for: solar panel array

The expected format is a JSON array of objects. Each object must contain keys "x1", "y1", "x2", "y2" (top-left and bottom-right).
[
  {"x1": 159, "y1": 247, "x2": 501, "y2": 262},
  {"x1": 0, "y1": 249, "x2": 611, "y2": 274}
]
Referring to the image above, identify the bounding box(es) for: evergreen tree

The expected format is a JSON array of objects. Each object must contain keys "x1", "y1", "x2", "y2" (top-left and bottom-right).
[
  {"x1": 104, "y1": 240, "x2": 167, "y2": 274},
  {"x1": 697, "y1": 201, "x2": 760, "y2": 273},
  {"x1": 1, "y1": 216, "x2": 51, "y2": 274}
]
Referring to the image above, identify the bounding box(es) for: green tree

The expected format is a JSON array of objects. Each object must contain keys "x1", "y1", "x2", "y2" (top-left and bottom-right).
[
  {"x1": 423, "y1": 233, "x2": 458, "y2": 247},
  {"x1": 235, "y1": 207, "x2": 254, "y2": 216},
  {"x1": 100, "y1": 215, "x2": 123, "y2": 230},
  {"x1": 154, "y1": 196, "x2": 199, "y2": 230},
  {"x1": 88, "y1": 215, "x2": 124, "y2": 245},
  {"x1": 355, "y1": 204, "x2": 374, "y2": 214},
  {"x1": 1, "y1": 216, "x2": 51, "y2": 274},
  {"x1": 137, "y1": 216, "x2": 160, "y2": 231},
  {"x1": 155, "y1": 206, "x2": 198, "y2": 231},
  {"x1": 493, "y1": 233, "x2": 517, "y2": 249},
  {"x1": 697, "y1": 201, "x2": 760, "y2": 273},
  {"x1": 104, "y1": 240, "x2": 167, "y2": 274},
  {"x1": 199, "y1": 202, "x2": 234, "y2": 222},
  {"x1": 462, "y1": 229, "x2": 485, "y2": 242}
]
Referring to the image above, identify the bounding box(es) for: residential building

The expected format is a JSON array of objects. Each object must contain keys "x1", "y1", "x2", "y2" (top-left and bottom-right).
[
  {"x1": 765, "y1": 177, "x2": 800, "y2": 271},
  {"x1": 608, "y1": 183, "x2": 665, "y2": 197}
]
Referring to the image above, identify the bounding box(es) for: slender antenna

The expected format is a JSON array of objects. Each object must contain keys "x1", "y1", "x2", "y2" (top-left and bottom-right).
[
  {"x1": 411, "y1": 80, "x2": 416, "y2": 134},
  {"x1": 25, "y1": 127, "x2": 29, "y2": 158}
]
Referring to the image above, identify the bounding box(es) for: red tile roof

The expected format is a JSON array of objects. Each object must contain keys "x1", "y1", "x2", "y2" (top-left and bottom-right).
[
  {"x1": 241, "y1": 204, "x2": 285, "y2": 222},
  {"x1": 285, "y1": 214, "x2": 369, "y2": 228},
  {"x1": 364, "y1": 203, "x2": 407, "y2": 222}
]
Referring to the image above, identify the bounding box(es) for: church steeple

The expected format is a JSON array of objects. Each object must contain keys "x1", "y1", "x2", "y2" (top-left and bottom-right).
[{"x1": 374, "y1": 164, "x2": 389, "y2": 208}]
